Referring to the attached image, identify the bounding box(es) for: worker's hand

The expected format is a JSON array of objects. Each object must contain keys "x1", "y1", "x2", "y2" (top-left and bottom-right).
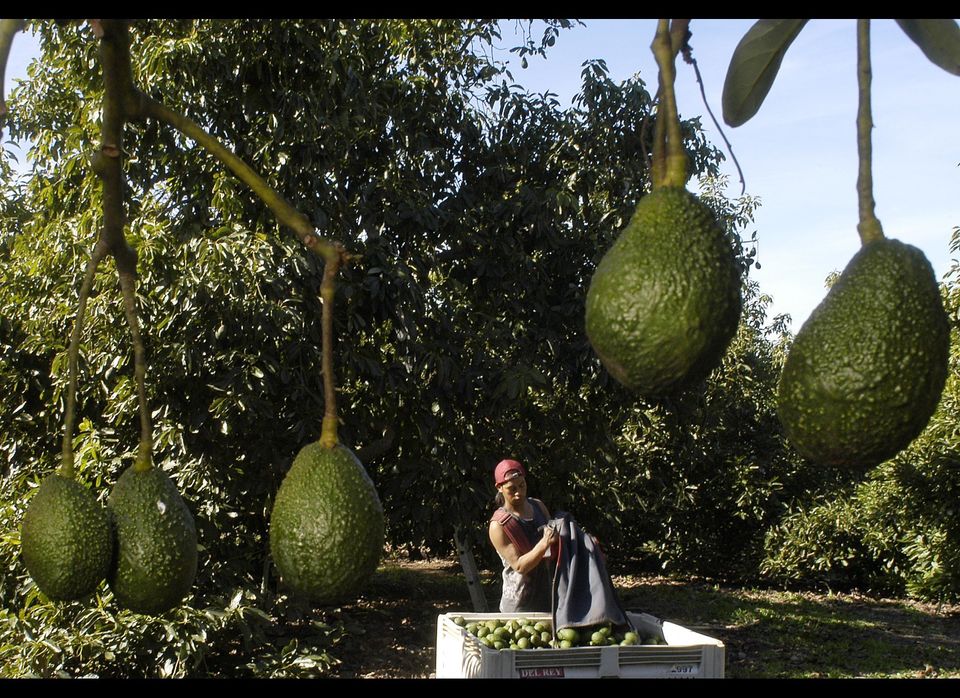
[{"x1": 541, "y1": 525, "x2": 558, "y2": 547}]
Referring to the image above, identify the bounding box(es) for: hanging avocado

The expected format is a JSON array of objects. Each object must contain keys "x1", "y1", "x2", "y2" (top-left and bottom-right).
[
  {"x1": 585, "y1": 20, "x2": 742, "y2": 396},
  {"x1": 20, "y1": 474, "x2": 113, "y2": 601},
  {"x1": 107, "y1": 465, "x2": 198, "y2": 614},
  {"x1": 777, "y1": 238, "x2": 949, "y2": 469},
  {"x1": 586, "y1": 186, "x2": 742, "y2": 395},
  {"x1": 269, "y1": 442, "x2": 384, "y2": 603}
]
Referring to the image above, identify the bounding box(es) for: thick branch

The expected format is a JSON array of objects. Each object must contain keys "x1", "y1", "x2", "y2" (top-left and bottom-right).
[
  {"x1": 0, "y1": 19, "x2": 26, "y2": 134},
  {"x1": 668, "y1": 19, "x2": 690, "y2": 61},
  {"x1": 99, "y1": 19, "x2": 154, "y2": 469},
  {"x1": 138, "y1": 93, "x2": 346, "y2": 264},
  {"x1": 856, "y1": 18, "x2": 884, "y2": 244},
  {"x1": 98, "y1": 21, "x2": 132, "y2": 255}
]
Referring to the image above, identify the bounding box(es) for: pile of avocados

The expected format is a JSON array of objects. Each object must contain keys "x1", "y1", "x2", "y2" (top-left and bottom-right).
[{"x1": 454, "y1": 616, "x2": 665, "y2": 651}]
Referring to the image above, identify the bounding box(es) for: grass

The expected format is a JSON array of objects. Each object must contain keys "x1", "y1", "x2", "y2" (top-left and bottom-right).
[{"x1": 612, "y1": 575, "x2": 960, "y2": 678}]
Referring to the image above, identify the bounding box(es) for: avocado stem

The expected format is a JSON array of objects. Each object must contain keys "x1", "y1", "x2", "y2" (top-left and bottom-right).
[
  {"x1": 319, "y1": 245, "x2": 348, "y2": 449},
  {"x1": 855, "y1": 19, "x2": 885, "y2": 245},
  {"x1": 118, "y1": 270, "x2": 154, "y2": 472},
  {"x1": 650, "y1": 85, "x2": 667, "y2": 188},
  {"x1": 59, "y1": 240, "x2": 110, "y2": 480},
  {"x1": 650, "y1": 19, "x2": 690, "y2": 190}
]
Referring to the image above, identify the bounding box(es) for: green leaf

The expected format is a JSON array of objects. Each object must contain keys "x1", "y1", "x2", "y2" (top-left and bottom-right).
[
  {"x1": 895, "y1": 19, "x2": 960, "y2": 76},
  {"x1": 722, "y1": 19, "x2": 809, "y2": 127}
]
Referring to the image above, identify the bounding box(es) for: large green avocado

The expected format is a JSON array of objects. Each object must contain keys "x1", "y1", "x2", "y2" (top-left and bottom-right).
[
  {"x1": 777, "y1": 237, "x2": 950, "y2": 469},
  {"x1": 20, "y1": 474, "x2": 113, "y2": 601},
  {"x1": 107, "y1": 466, "x2": 198, "y2": 614},
  {"x1": 269, "y1": 442, "x2": 384, "y2": 603},
  {"x1": 585, "y1": 187, "x2": 742, "y2": 395}
]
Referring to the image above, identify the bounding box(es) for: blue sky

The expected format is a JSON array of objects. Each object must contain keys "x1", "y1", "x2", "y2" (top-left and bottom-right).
[
  {"x1": 5, "y1": 20, "x2": 958, "y2": 332},
  {"x1": 501, "y1": 19, "x2": 960, "y2": 331}
]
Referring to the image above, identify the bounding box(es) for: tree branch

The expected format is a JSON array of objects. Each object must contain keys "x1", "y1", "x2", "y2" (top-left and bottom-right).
[
  {"x1": 102, "y1": 21, "x2": 355, "y2": 455},
  {"x1": 98, "y1": 22, "x2": 133, "y2": 255},
  {"x1": 137, "y1": 92, "x2": 348, "y2": 265},
  {"x1": 0, "y1": 19, "x2": 26, "y2": 136},
  {"x1": 131, "y1": 43, "x2": 358, "y2": 448},
  {"x1": 668, "y1": 19, "x2": 690, "y2": 61},
  {"x1": 59, "y1": 18, "x2": 141, "y2": 479},
  {"x1": 99, "y1": 19, "x2": 154, "y2": 471}
]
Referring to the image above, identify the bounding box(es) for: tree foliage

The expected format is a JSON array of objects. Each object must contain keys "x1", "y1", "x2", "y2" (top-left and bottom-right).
[
  {"x1": 4, "y1": 18, "x2": 956, "y2": 678},
  {"x1": 0, "y1": 18, "x2": 742, "y2": 676}
]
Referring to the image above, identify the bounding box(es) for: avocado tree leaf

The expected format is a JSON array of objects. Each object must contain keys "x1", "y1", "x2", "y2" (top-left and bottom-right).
[
  {"x1": 895, "y1": 19, "x2": 960, "y2": 76},
  {"x1": 722, "y1": 19, "x2": 809, "y2": 127}
]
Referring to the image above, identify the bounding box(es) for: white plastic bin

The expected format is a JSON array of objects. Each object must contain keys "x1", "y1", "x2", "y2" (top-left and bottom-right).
[{"x1": 435, "y1": 611, "x2": 724, "y2": 679}]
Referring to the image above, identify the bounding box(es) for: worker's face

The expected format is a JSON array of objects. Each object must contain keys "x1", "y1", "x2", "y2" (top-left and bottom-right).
[{"x1": 498, "y1": 475, "x2": 527, "y2": 505}]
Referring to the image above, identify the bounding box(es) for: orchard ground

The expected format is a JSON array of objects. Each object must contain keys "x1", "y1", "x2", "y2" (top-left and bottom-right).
[{"x1": 254, "y1": 555, "x2": 960, "y2": 679}]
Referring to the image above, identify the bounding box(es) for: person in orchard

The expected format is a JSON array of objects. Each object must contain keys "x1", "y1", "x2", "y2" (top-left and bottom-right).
[{"x1": 487, "y1": 459, "x2": 558, "y2": 613}]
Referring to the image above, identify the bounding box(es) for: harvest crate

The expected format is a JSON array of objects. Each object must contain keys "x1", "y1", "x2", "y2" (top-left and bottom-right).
[{"x1": 435, "y1": 611, "x2": 724, "y2": 679}]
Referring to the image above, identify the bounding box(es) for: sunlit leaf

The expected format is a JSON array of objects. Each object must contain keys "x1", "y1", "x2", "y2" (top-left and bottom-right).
[
  {"x1": 895, "y1": 19, "x2": 960, "y2": 76},
  {"x1": 722, "y1": 19, "x2": 809, "y2": 127}
]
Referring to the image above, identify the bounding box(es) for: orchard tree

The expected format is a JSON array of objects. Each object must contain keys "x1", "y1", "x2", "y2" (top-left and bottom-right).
[{"x1": 0, "y1": 18, "x2": 759, "y2": 676}]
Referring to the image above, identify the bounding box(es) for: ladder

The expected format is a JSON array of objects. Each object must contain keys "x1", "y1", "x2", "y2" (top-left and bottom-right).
[{"x1": 453, "y1": 526, "x2": 488, "y2": 612}]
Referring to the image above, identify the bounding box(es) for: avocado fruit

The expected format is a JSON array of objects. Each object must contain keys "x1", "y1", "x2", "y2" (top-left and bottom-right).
[
  {"x1": 269, "y1": 442, "x2": 384, "y2": 603},
  {"x1": 107, "y1": 465, "x2": 198, "y2": 614},
  {"x1": 20, "y1": 473, "x2": 113, "y2": 601},
  {"x1": 585, "y1": 186, "x2": 742, "y2": 395},
  {"x1": 777, "y1": 237, "x2": 949, "y2": 469}
]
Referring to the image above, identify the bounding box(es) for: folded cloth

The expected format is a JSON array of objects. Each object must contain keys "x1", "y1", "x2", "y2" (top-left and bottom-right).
[{"x1": 549, "y1": 512, "x2": 634, "y2": 632}]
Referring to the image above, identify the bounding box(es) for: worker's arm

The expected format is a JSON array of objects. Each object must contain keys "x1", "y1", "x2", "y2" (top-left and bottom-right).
[{"x1": 489, "y1": 519, "x2": 557, "y2": 576}]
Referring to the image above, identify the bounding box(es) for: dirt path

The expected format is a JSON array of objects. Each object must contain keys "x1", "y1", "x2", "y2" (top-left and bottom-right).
[{"x1": 321, "y1": 559, "x2": 469, "y2": 678}]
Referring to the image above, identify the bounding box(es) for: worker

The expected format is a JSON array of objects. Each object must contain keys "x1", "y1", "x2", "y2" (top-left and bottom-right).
[{"x1": 487, "y1": 459, "x2": 558, "y2": 613}]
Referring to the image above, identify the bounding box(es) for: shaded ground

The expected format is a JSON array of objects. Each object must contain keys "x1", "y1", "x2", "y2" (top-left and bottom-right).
[
  {"x1": 613, "y1": 575, "x2": 960, "y2": 679},
  {"x1": 308, "y1": 557, "x2": 960, "y2": 679}
]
